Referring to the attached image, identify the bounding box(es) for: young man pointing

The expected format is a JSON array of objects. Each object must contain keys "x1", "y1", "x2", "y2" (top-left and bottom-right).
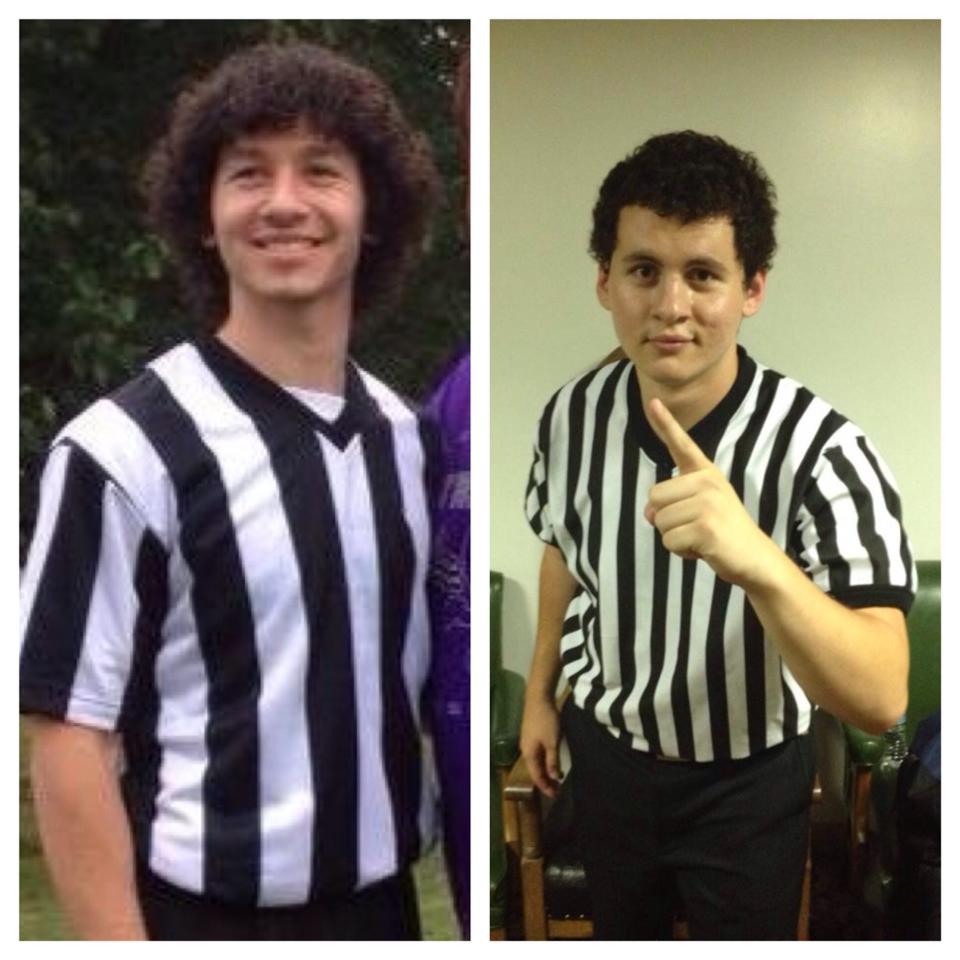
[{"x1": 521, "y1": 131, "x2": 913, "y2": 939}]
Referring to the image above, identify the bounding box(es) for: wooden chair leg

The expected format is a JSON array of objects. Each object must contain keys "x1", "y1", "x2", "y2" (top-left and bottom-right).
[
  {"x1": 848, "y1": 765, "x2": 871, "y2": 890},
  {"x1": 797, "y1": 825, "x2": 813, "y2": 939},
  {"x1": 519, "y1": 855, "x2": 548, "y2": 939}
]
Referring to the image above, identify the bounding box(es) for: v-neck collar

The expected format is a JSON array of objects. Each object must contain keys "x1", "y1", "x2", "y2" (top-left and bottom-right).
[
  {"x1": 195, "y1": 335, "x2": 380, "y2": 450},
  {"x1": 625, "y1": 345, "x2": 757, "y2": 465}
]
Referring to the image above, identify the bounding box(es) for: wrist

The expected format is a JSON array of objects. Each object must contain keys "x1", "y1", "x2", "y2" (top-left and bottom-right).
[
  {"x1": 524, "y1": 686, "x2": 558, "y2": 711},
  {"x1": 736, "y1": 534, "x2": 795, "y2": 598}
]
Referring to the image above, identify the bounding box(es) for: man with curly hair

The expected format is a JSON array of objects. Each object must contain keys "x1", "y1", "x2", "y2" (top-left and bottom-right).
[
  {"x1": 520, "y1": 131, "x2": 914, "y2": 939},
  {"x1": 20, "y1": 41, "x2": 444, "y2": 940}
]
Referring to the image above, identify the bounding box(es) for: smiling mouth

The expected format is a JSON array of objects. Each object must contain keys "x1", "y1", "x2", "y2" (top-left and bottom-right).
[{"x1": 252, "y1": 236, "x2": 322, "y2": 250}]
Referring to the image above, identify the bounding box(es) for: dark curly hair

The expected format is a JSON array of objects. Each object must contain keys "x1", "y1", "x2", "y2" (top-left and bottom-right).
[
  {"x1": 589, "y1": 130, "x2": 778, "y2": 283},
  {"x1": 142, "y1": 41, "x2": 440, "y2": 327}
]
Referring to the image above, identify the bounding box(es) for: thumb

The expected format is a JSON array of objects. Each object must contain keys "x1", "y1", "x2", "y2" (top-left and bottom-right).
[{"x1": 646, "y1": 397, "x2": 711, "y2": 474}]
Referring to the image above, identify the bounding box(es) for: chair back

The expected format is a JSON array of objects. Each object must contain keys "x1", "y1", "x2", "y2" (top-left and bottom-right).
[
  {"x1": 906, "y1": 560, "x2": 940, "y2": 742},
  {"x1": 491, "y1": 571, "x2": 504, "y2": 684}
]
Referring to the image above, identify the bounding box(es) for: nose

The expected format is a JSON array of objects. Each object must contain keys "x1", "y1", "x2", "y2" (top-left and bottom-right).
[
  {"x1": 261, "y1": 167, "x2": 309, "y2": 223},
  {"x1": 652, "y1": 273, "x2": 692, "y2": 323}
]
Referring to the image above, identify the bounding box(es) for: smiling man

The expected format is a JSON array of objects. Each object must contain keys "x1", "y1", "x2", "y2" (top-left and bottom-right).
[
  {"x1": 20, "y1": 42, "x2": 440, "y2": 940},
  {"x1": 520, "y1": 131, "x2": 914, "y2": 939}
]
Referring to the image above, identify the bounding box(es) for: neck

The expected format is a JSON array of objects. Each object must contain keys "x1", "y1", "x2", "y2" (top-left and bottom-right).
[
  {"x1": 636, "y1": 351, "x2": 739, "y2": 431},
  {"x1": 216, "y1": 293, "x2": 352, "y2": 395}
]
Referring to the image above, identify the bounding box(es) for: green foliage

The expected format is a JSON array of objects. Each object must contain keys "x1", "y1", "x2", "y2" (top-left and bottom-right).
[{"x1": 20, "y1": 20, "x2": 469, "y2": 556}]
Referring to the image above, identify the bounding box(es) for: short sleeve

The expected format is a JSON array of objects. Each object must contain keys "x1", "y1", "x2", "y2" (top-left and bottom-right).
[
  {"x1": 524, "y1": 412, "x2": 557, "y2": 546},
  {"x1": 20, "y1": 441, "x2": 168, "y2": 730},
  {"x1": 792, "y1": 428, "x2": 916, "y2": 614}
]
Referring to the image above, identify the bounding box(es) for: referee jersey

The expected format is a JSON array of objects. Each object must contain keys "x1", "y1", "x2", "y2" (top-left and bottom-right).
[
  {"x1": 20, "y1": 336, "x2": 437, "y2": 906},
  {"x1": 525, "y1": 347, "x2": 915, "y2": 762}
]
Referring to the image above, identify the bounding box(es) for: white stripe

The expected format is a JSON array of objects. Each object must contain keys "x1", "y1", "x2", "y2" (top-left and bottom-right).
[
  {"x1": 153, "y1": 343, "x2": 316, "y2": 905},
  {"x1": 687, "y1": 567, "x2": 719, "y2": 760},
  {"x1": 20, "y1": 444, "x2": 72, "y2": 644},
  {"x1": 539, "y1": 378, "x2": 579, "y2": 552},
  {"x1": 843, "y1": 433, "x2": 910, "y2": 587},
  {"x1": 65, "y1": 482, "x2": 146, "y2": 730},
  {"x1": 324, "y1": 434, "x2": 397, "y2": 884},
  {"x1": 61, "y1": 397, "x2": 176, "y2": 549},
  {"x1": 592, "y1": 396, "x2": 626, "y2": 727},
  {"x1": 717, "y1": 370, "x2": 764, "y2": 760},
  {"x1": 618, "y1": 452, "x2": 658, "y2": 745},
  {"x1": 654, "y1": 550, "x2": 684, "y2": 758},
  {"x1": 149, "y1": 548, "x2": 206, "y2": 894},
  {"x1": 743, "y1": 379, "x2": 803, "y2": 745}
]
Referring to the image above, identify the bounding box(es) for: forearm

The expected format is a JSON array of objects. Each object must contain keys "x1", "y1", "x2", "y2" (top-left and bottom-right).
[
  {"x1": 525, "y1": 545, "x2": 577, "y2": 704},
  {"x1": 28, "y1": 719, "x2": 146, "y2": 940},
  {"x1": 742, "y1": 540, "x2": 909, "y2": 734}
]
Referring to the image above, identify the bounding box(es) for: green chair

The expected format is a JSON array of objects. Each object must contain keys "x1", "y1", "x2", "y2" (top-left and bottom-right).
[
  {"x1": 844, "y1": 560, "x2": 941, "y2": 902},
  {"x1": 490, "y1": 571, "x2": 525, "y2": 938}
]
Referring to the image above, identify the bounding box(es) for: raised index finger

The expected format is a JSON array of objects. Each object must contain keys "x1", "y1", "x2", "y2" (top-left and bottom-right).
[{"x1": 646, "y1": 397, "x2": 712, "y2": 474}]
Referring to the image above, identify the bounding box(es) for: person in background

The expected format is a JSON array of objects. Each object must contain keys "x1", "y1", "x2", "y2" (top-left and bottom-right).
[{"x1": 425, "y1": 46, "x2": 470, "y2": 937}]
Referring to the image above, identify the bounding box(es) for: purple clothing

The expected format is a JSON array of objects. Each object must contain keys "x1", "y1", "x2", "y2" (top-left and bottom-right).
[{"x1": 424, "y1": 353, "x2": 470, "y2": 937}]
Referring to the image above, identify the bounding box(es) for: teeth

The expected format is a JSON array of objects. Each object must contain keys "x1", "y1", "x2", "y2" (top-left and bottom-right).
[{"x1": 255, "y1": 238, "x2": 316, "y2": 248}]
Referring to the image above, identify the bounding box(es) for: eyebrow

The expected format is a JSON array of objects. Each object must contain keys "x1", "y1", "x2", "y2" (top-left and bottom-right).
[{"x1": 620, "y1": 251, "x2": 728, "y2": 273}]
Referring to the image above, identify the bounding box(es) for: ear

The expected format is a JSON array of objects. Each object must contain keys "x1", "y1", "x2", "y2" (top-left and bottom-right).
[
  {"x1": 596, "y1": 263, "x2": 612, "y2": 311},
  {"x1": 742, "y1": 269, "x2": 767, "y2": 317}
]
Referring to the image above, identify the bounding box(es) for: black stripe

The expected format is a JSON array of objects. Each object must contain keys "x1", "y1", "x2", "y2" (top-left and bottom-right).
[
  {"x1": 785, "y1": 409, "x2": 848, "y2": 569},
  {"x1": 704, "y1": 577, "x2": 733, "y2": 760},
  {"x1": 563, "y1": 371, "x2": 599, "y2": 594},
  {"x1": 20, "y1": 444, "x2": 107, "y2": 717},
  {"x1": 734, "y1": 370, "x2": 780, "y2": 755},
  {"x1": 112, "y1": 371, "x2": 262, "y2": 904},
  {"x1": 118, "y1": 529, "x2": 170, "y2": 867},
  {"x1": 637, "y1": 461, "x2": 672, "y2": 755},
  {"x1": 362, "y1": 419, "x2": 423, "y2": 870},
  {"x1": 585, "y1": 368, "x2": 620, "y2": 590},
  {"x1": 606, "y1": 419, "x2": 640, "y2": 733},
  {"x1": 757, "y1": 387, "x2": 814, "y2": 537},
  {"x1": 703, "y1": 370, "x2": 776, "y2": 759},
  {"x1": 671, "y1": 559, "x2": 697, "y2": 758},
  {"x1": 580, "y1": 370, "x2": 624, "y2": 721},
  {"x1": 566, "y1": 601, "x2": 598, "y2": 690},
  {"x1": 825, "y1": 445, "x2": 891, "y2": 583},
  {"x1": 855, "y1": 436, "x2": 913, "y2": 591},
  {"x1": 196, "y1": 362, "x2": 363, "y2": 894},
  {"x1": 803, "y1": 480, "x2": 849, "y2": 593},
  {"x1": 757, "y1": 387, "x2": 814, "y2": 740},
  {"x1": 526, "y1": 391, "x2": 561, "y2": 540}
]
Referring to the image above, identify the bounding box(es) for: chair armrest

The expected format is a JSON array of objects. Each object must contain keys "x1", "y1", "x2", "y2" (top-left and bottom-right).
[{"x1": 504, "y1": 754, "x2": 543, "y2": 859}]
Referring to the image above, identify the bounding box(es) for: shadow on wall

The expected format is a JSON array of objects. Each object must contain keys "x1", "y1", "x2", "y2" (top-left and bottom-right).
[{"x1": 501, "y1": 574, "x2": 537, "y2": 678}]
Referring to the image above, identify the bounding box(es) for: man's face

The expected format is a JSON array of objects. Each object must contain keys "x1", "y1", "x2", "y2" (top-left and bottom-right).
[
  {"x1": 597, "y1": 206, "x2": 765, "y2": 402},
  {"x1": 209, "y1": 120, "x2": 366, "y2": 315}
]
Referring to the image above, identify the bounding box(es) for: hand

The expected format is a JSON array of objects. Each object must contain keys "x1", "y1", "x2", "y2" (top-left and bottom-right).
[
  {"x1": 519, "y1": 696, "x2": 563, "y2": 798},
  {"x1": 644, "y1": 397, "x2": 774, "y2": 588}
]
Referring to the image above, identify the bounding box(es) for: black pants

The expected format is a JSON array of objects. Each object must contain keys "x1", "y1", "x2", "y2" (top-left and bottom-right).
[
  {"x1": 137, "y1": 866, "x2": 421, "y2": 940},
  {"x1": 563, "y1": 699, "x2": 815, "y2": 940}
]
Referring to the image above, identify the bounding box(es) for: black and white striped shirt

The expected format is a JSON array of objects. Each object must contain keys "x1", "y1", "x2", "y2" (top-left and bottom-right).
[
  {"x1": 20, "y1": 336, "x2": 436, "y2": 906},
  {"x1": 525, "y1": 347, "x2": 915, "y2": 762}
]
